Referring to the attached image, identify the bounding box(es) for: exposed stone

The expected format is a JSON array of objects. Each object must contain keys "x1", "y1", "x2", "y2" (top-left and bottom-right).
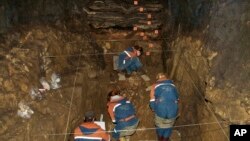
[
  {"x1": 0, "y1": 77, "x2": 3, "y2": 85},
  {"x1": 128, "y1": 75, "x2": 142, "y2": 88},
  {"x1": 87, "y1": 70, "x2": 98, "y2": 79},
  {"x1": 141, "y1": 74, "x2": 150, "y2": 81},
  {"x1": 0, "y1": 0, "x2": 249, "y2": 141},
  {"x1": 170, "y1": 130, "x2": 181, "y2": 141},
  {"x1": 85, "y1": 0, "x2": 163, "y2": 29},
  {"x1": 246, "y1": 108, "x2": 250, "y2": 115},
  {"x1": 3, "y1": 80, "x2": 15, "y2": 92},
  {"x1": 118, "y1": 73, "x2": 126, "y2": 81},
  {"x1": 0, "y1": 65, "x2": 9, "y2": 77},
  {"x1": 105, "y1": 42, "x2": 111, "y2": 49},
  {"x1": 247, "y1": 21, "x2": 250, "y2": 26},
  {"x1": 32, "y1": 29, "x2": 46, "y2": 40},
  {"x1": 19, "y1": 83, "x2": 29, "y2": 93}
]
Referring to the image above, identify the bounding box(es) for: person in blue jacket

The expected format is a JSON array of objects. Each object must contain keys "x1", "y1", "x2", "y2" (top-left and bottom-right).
[
  {"x1": 117, "y1": 45, "x2": 143, "y2": 76},
  {"x1": 107, "y1": 89, "x2": 139, "y2": 141},
  {"x1": 74, "y1": 111, "x2": 110, "y2": 141},
  {"x1": 149, "y1": 73, "x2": 179, "y2": 141}
]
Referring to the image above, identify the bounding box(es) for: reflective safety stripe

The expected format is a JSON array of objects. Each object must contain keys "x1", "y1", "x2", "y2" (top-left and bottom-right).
[
  {"x1": 74, "y1": 136, "x2": 102, "y2": 140},
  {"x1": 119, "y1": 115, "x2": 135, "y2": 122},
  {"x1": 150, "y1": 99, "x2": 155, "y2": 102},
  {"x1": 123, "y1": 51, "x2": 132, "y2": 64},
  {"x1": 124, "y1": 51, "x2": 131, "y2": 57},
  {"x1": 113, "y1": 103, "x2": 121, "y2": 112},
  {"x1": 155, "y1": 83, "x2": 176, "y2": 89},
  {"x1": 113, "y1": 101, "x2": 130, "y2": 112}
]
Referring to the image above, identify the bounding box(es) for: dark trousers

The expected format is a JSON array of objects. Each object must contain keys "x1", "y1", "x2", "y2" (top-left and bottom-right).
[{"x1": 158, "y1": 136, "x2": 169, "y2": 141}]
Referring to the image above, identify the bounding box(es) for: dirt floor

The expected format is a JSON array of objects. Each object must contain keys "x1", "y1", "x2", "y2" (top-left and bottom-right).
[
  {"x1": 1, "y1": 1, "x2": 249, "y2": 141},
  {"x1": 89, "y1": 29, "x2": 164, "y2": 141}
]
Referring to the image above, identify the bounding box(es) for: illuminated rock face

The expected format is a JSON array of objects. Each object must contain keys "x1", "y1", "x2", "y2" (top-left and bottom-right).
[
  {"x1": 164, "y1": 1, "x2": 250, "y2": 141},
  {"x1": 84, "y1": 0, "x2": 163, "y2": 30},
  {"x1": 205, "y1": 0, "x2": 250, "y2": 124},
  {"x1": 0, "y1": 0, "x2": 249, "y2": 141}
]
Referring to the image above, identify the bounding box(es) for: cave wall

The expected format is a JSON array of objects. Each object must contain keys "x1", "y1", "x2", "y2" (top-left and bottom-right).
[
  {"x1": 165, "y1": 0, "x2": 250, "y2": 140},
  {"x1": 0, "y1": 25, "x2": 106, "y2": 141},
  {"x1": 0, "y1": 1, "x2": 110, "y2": 141},
  {"x1": 1, "y1": 0, "x2": 249, "y2": 140},
  {"x1": 206, "y1": 0, "x2": 250, "y2": 123},
  {"x1": 163, "y1": 0, "x2": 211, "y2": 31},
  {"x1": 0, "y1": 0, "x2": 106, "y2": 68},
  {"x1": 0, "y1": 0, "x2": 90, "y2": 32},
  {"x1": 169, "y1": 36, "x2": 229, "y2": 141}
]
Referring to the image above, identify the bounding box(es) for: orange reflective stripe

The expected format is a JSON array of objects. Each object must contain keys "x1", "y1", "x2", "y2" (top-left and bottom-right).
[
  {"x1": 82, "y1": 123, "x2": 101, "y2": 129},
  {"x1": 119, "y1": 115, "x2": 135, "y2": 122},
  {"x1": 108, "y1": 102, "x2": 116, "y2": 122},
  {"x1": 74, "y1": 124, "x2": 110, "y2": 141}
]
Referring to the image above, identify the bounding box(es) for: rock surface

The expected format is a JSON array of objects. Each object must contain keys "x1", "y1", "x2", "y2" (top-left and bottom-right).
[
  {"x1": 0, "y1": 24, "x2": 105, "y2": 141},
  {"x1": 166, "y1": 1, "x2": 250, "y2": 141},
  {"x1": 0, "y1": 0, "x2": 249, "y2": 141},
  {"x1": 84, "y1": 0, "x2": 163, "y2": 30}
]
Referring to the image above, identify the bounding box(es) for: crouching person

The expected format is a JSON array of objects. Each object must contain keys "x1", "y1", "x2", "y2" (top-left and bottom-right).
[
  {"x1": 117, "y1": 45, "x2": 143, "y2": 76},
  {"x1": 107, "y1": 89, "x2": 139, "y2": 141},
  {"x1": 74, "y1": 111, "x2": 110, "y2": 141},
  {"x1": 149, "y1": 73, "x2": 179, "y2": 141}
]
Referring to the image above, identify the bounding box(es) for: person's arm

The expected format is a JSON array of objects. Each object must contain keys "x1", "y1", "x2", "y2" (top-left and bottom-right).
[
  {"x1": 98, "y1": 127, "x2": 110, "y2": 141},
  {"x1": 102, "y1": 133, "x2": 111, "y2": 141},
  {"x1": 149, "y1": 84, "x2": 156, "y2": 111},
  {"x1": 107, "y1": 103, "x2": 116, "y2": 123},
  {"x1": 129, "y1": 51, "x2": 137, "y2": 58}
]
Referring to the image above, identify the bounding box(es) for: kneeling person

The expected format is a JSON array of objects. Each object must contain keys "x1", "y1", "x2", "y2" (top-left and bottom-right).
[
  {"x1": 74, "y1": 111, "x2": 110, "y2": 141},
  {"x1": 117, "y1": 45, "x2": 143, "y2": 76},
  {"x1": 107, "y1": 89, "x2": 139, "y2": 141}
]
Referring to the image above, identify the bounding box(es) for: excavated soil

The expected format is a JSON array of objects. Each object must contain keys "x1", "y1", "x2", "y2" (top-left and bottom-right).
[{"x1": 1, "y1": 0, "x2": 250, "y2": 141}]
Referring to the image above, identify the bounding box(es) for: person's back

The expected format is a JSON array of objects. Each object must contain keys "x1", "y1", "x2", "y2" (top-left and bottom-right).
[
  {"x1": 107, "y1": 89, "x2": 139, "y2": 141},
  {"x1": 154, "y1": 79, "x2": 179, "y2": 119},
  {"x1": 149, "y1": 73, "x2": 179, "y2": 141},
  {"x1": 74, "y1": 111, "x2": 110, "y2": 141}
]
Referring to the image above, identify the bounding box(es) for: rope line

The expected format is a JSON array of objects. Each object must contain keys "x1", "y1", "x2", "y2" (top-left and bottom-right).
[
  {"x1": 82, "y1": 37, "x2": 173, "y2": 42},
  {"x1": 42, "y1": 50, "x2": 176, "y2": 58},
  {"x1": 138, "y1": 126, "x2": 229, "y2": 141},
  {"x1": 181, "y1": 58, "x2": 230, "y2": 141},
  {"x1": 63, "y1": 48, "x2": 83, "y2": 141},
  {"x1": 42, "y1": 48, "x2": 203, "y2": 58},
  {"x1": 31, "y1": 120, "x2": 238, "y2": 137}
]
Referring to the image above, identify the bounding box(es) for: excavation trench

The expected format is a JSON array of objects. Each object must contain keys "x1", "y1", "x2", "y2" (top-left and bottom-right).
[{"x1": 1, "y1": 0, "x2": 250, "y2": 141}]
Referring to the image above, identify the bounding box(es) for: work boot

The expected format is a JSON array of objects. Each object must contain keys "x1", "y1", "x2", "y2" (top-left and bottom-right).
[
  {"x1": 157, "y1": 136, "x2": 163, "y2": 141},
  {"x1": 162, "y1": 137, "x2": 169, "y2": 141},
  {"x1": 125, "y1": 73, "x2": 131, "y2": 78}
]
